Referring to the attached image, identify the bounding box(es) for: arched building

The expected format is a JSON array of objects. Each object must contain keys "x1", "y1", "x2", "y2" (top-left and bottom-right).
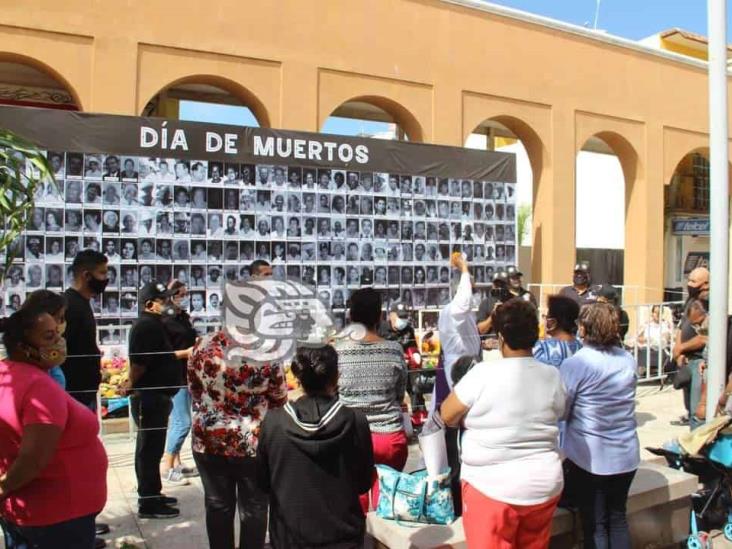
[{"x1": 1, "y1": 1, "x2": 728, "y2": 304}]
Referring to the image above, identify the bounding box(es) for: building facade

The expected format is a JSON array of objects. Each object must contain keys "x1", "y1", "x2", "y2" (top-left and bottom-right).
[{"x1": 0, "y1": 0, "x2": 729, "y2": 305}]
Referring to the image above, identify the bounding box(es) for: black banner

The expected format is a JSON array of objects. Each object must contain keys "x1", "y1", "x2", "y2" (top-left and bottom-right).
[
  {"x1": 0, "y1": 106, "x2": 515, "y2": 181},
  {"x1": 0, "y1": 104, "x2": 517, "y2": 334}
]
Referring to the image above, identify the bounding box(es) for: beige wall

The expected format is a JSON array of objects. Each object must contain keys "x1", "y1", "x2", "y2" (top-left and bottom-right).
[{"x1": 0, "y1": 0, "x2": 727, "y2": 303}]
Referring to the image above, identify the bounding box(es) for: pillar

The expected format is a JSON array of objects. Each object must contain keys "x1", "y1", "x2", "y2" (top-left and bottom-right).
[
  {"x1": 531, "y1": 106, "x2": 575, "y2": 288},
  {"x1": 624, "y1": 127, "x2": 664, "y2": 306}
]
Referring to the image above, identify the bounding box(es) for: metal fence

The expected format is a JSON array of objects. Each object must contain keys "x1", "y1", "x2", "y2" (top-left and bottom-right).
[{"x1": 69, "y1": 298, "x2": 686, "y2": 438}]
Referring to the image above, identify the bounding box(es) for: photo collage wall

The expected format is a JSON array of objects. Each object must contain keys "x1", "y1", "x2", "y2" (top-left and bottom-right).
[
  {"x1": 4, "y1": 151, "x2": 516, "y2": 338},
  {"x1": 3, "y1": 146, "x2": 516, "y2": 340}
]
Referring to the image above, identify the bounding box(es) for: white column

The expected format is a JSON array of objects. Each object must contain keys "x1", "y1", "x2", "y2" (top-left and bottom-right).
[{"x1": 706, "y1": 0, "x2": 730, "y2": 420}]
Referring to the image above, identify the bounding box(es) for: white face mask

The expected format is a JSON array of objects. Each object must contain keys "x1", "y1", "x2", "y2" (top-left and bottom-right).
[{"x1": 394, "y1": 318, "x2": 409, "y2": 331}]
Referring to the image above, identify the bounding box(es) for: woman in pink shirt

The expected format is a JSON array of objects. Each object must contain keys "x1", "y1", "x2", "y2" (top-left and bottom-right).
[{"x1": 0, "y1": 303, "x2": 108, "y2": 549}]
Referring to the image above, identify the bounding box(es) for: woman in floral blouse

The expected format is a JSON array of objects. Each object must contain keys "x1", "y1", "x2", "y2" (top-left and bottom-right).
[{"x1": 188, "y1": 328, "x2": 288, "y2": 549}]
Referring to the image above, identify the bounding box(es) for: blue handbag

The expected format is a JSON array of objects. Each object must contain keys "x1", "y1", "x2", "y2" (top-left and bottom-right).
[{"x1": 375, "y1": 465, "x2": 455, "y2": 525}]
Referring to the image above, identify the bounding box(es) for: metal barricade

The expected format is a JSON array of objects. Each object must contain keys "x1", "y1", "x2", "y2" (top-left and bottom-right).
[{"x1": 623, "y1": 301, "x2": 683, "y2": 383}]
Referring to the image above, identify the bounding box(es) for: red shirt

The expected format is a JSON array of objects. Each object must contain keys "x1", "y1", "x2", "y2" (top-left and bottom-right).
[{"x1": 0, "y1": 359, "x2": 108, "y2": 526}]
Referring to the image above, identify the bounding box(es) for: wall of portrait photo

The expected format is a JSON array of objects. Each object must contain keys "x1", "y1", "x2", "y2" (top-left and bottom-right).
[{"x1": 0, "y1": 108, "x2": 516, "y2": 340}]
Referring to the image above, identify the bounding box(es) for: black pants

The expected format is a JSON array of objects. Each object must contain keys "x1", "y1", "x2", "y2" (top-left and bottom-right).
[
  {"x1": 130, "y1": 392, "x2": 172, "y2": 507},
  {"x1": 405, "y1": 371, "x2": 426, "y2": 411},
  {"x1": 445, "y1": 426, "x2": 462, "y2": 517},
  {"x1": 193, "y1": 452, "x2": 268, "y2": 549},
  {"x1": 565, "y1": 460, "x2": 636, "y2": 549}
]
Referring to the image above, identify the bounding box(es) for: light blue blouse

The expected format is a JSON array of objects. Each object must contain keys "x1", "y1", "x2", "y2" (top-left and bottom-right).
[{"x1": 560, "y1": 346, "x2": 640, "y2": 475}]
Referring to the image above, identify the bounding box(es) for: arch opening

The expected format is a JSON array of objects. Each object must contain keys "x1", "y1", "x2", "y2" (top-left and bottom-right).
[
  {"x1": 575, "y1": 133, "x2": 635, "y2": 288},
  {"x1": 142, "y1": 75, "x2": 268, "y2": 127},
  {"x1": 663, "y1": 149, "x2": 711, "y2": 294},
  {"x1": 465, "y1": 117, "x2": 545, "y2": 286},
  {"x1": 0, "y1": 55, "x2": 81, "y2": 110},
  {"x1": 321, "y1": 96, "x2": 422, "y2": 142}
]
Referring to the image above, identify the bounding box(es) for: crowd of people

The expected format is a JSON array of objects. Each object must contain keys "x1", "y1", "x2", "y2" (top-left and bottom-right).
[{"x1": 0, "y1": 247, "x2": 707, "y2": 549}]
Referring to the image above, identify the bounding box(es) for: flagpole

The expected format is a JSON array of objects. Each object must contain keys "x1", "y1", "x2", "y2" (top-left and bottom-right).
[{"x1": 705, "y1": 0, "x2": 730, "y2": 420}]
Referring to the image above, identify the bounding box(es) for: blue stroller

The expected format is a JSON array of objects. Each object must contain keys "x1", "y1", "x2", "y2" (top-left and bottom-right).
[{"x1": 647, "y1": 416, "x2": 732, "y2": 548}]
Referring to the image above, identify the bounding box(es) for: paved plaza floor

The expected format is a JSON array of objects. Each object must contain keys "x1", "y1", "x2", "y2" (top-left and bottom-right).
[{"x1": 3, "y1": 383, "x2": 731, "y2": 548}]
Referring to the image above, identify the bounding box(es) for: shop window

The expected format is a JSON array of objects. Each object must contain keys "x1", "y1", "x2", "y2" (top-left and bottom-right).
[{"x1": 692, "y1": 153, "x2": 710, "y2": 211}]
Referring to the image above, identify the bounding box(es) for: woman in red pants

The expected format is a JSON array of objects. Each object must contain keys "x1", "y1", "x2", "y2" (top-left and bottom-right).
[
  {"x1": 335, "y1": 288, "x2": 408, "y2": 511},
  {"x1": 441, "y1": 299, "x2": 566, "y2": 548}
]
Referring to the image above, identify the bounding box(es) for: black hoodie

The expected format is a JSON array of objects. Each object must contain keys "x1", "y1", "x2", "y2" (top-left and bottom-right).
[{"x1": 257, "y1": 395, "x2": 374, "y2": 549}]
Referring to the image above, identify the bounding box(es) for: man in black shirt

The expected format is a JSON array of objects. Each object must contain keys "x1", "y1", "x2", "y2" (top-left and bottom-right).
[
  {"x1": 559, "y1": 263, "x2": 597, "y2": 306},
  {"x1": 379, "y1": 304, "x2": 423, "y2": 412},
  {"x1": 505, "y1": 265, "x2": 537, "y2": 307},
  {"x1": 596, "y1": 284, "x2": 630, "y2": 341},
  {"x1": 476, "y1": 270, "x2": 510, "y2": 337},
  {"x1": 61, "y1": 250, "x2": 109, "y2": 408},
  {"x1": 128, "y1": 281, "x2": 193, "y2": 519},
  {"x1": 379, "y1": 303, "x2": 417, "y2": 352},
  {"x1": 672, "y1": 267, "x2": 710, "y2": 425}
]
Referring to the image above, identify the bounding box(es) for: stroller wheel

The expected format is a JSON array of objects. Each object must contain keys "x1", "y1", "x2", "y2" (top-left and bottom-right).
[
  {"x1": 686, "y1": 532, "x2": 712, "y2": 549},
  {"x1": 724, "y1": 522, "x2": 732, "y2": 541}
]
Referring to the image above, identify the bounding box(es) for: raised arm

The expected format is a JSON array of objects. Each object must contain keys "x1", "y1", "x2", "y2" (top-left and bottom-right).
[{"x1": 450, "y1": 256, "x2": 473, "y2": 315}]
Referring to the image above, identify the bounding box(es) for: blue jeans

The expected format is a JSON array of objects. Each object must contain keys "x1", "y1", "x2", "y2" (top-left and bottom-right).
[
  {"x1": 1, "y1": 513, "x2": 96, "y2": 549},
  {"x1": 565, "y1": 461, "x2": 636, "y2": 549},
  {"x1": 165, "y1": 388, "x2": 192, "y2": 455},
  {"x1": 48, "y1": 366, "x2": 66, "y2": 389}
]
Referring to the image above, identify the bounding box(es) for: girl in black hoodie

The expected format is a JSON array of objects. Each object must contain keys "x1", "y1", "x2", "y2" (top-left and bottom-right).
[{"x1": 257, "y1": 345, "x2": 374, "y2": 549}]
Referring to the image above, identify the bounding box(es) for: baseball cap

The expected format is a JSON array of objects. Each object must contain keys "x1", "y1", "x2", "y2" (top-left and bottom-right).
[
  {"x1": 574, "y1": 262, "x2": 590, "y2": 273},
  {"x1": 506, "y1": 265, "x2": 523, "y2": 278},
  {"x1": 493, "y1": 270, "x2": 508, "y2": 283},
  {"x1": 597, "y1": 284, "x2": 618, "y2": 301},
  {"x1": 139, "y1": 281, "x2": 176, "y2": 304}
]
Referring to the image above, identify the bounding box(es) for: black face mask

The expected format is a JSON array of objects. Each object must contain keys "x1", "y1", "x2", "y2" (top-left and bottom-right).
[
  {"x1": 87, "y1": 274, "x2": 109, "y2": 296},
  {"x1": 573, "y1": 274, "x2": 589, "y2": 287},
  {"x1": 687, "y1": 285, "x2": 702, "y2": 299}
]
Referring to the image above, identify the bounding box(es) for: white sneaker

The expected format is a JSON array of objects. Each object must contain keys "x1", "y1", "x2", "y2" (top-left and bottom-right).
[{"x1": 163, "y1": 468, "x2": 190, "y2": 486}]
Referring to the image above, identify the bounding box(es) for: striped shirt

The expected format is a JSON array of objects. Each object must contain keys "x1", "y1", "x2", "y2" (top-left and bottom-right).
[{"x1": 335, "y1": 338, "x2": 407, "y2": 433}]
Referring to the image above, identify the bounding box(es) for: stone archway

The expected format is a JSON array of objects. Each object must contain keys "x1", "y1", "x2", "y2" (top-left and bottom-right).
[
  {"x1": 0, "y1": 53, "x2": 83, "y2": 110},
  {"x1": 321, "y1": 95, "x2": 423, "y2": 142},
  {"x1": 141, "y1": 74, "x2": 270, "y2": 127}
]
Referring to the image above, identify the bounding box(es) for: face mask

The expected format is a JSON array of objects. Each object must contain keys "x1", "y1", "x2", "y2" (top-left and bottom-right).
[
  {"x1": 26, "y1": 337, "x2": 67, "y2": 369},
  {"x1": 86, "y1": 274, "x2": 109, "y2": 295},
  {"x1": 573, "y1": 274, "x2": 588, "y2": 287},
  {"x1": 394, "y1": 318, "x2": 409, "y2": 331},
  {"x1": 687, "y1": 285, "x2": 702, "y2": 299}
]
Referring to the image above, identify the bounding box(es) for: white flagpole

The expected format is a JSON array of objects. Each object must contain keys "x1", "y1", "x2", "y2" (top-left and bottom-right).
[{"x1": 706, "y1": 0, "x2": 730, "y2": 420}]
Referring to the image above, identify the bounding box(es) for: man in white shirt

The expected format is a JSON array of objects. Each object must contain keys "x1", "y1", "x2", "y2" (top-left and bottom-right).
[{"x1": 438, "y1": 254, "x2": 481, "y2": 388}]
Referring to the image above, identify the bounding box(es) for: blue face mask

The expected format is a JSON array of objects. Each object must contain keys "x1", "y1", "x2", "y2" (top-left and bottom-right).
[{"x1": 395, "y1": 318, "x2": 409, "y2": 331}]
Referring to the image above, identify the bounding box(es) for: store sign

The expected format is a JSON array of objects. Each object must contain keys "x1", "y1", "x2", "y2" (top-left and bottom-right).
[{"x1": 672, "y1": 218, "x2": 709, "y2": 235}]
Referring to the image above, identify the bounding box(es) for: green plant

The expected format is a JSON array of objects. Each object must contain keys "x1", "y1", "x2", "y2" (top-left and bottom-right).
[
  {"x1": 0, "y1": 129, "x2": 56, "y2": 280},
  {"x1": 516, "y1": 202, "x2": 532, "y2": 246}
]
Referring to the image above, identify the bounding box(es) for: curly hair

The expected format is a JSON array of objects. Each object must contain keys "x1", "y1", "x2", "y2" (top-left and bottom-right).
[
  {"x1": 493, "y1": 298, "x2": 539, "y2": 350},
  {"x1": 578, "y1": 303, "x2": 621, "y2": 349}
]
